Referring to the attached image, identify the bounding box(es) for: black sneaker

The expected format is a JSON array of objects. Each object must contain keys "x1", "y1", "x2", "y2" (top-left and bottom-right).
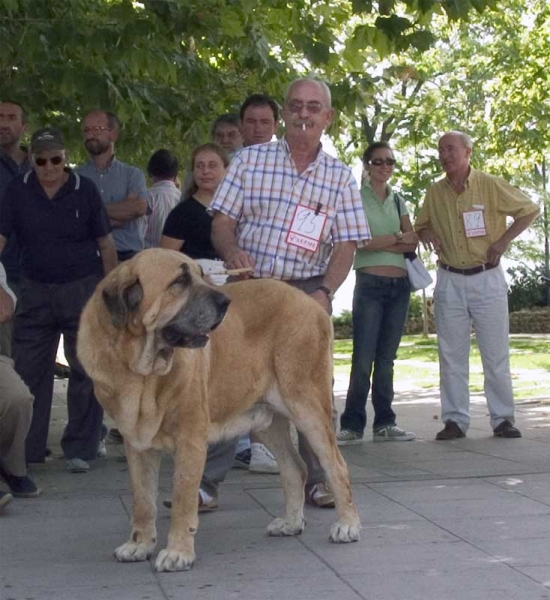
[
  {"x1": 54, "y1": 362, "x2": 71, "y2": 379},
  {"x1": 0, "y1": 465, "x2": 41, "y2": 498},
  {"x1": 232, "y1": 448, "x2": 251, "y2": 469}
]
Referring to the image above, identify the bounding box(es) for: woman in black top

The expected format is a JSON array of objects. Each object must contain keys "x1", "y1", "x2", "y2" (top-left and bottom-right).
[{"x1": 161, "y1": 143, "x2": 228, "y2": 258}]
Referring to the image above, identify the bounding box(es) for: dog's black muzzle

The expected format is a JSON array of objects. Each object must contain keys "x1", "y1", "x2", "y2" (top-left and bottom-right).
[{"x1": 161, "y1": 288, "x2": 230, "y2": 349}]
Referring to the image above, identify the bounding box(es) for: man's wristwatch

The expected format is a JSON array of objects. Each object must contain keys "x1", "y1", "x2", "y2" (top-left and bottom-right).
[{"x1": 316, "y1": 285, "x2": 334, "y2": 301}]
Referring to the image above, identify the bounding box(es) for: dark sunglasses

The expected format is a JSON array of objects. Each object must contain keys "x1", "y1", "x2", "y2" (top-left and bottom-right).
[
  {"x1": 34, "y1": 156, "x2": 64, "y2": 166},
  {"x1": 369, "y1": 158, "x2": 397, "y2": 167}
]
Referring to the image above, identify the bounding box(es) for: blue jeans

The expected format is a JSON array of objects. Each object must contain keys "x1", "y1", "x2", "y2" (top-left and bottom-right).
[{"x1": 340, "y1": 272, "x2": 410, "y2": 434}]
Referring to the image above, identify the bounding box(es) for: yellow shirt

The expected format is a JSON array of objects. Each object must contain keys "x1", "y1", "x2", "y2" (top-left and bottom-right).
[{"x1": 415, "y1": 168, "x2": 539, "y2": 268}]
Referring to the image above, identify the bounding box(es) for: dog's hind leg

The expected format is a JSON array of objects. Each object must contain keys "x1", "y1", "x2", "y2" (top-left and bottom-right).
[
  {"x1": 254, "y1": 413, "x2": 307, "y2": 537},
  {"x1": 154, "y1": 434, "x2": 207, "y2": 572},
  {"x1": 289, "y1": 400, "x2": 361, "y2": 544},
  {"x1": 114, "y1": 444, "x2": 161, "y2": 563}
]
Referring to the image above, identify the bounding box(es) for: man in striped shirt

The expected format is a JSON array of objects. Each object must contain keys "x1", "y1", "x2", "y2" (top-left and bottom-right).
[{"x1": 205, "y1": 78, "x2": 371, "y2": 510}]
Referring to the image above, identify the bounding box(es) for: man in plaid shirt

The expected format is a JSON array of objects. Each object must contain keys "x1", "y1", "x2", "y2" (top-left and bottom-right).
[
  {"x1": 186, "y1": 78, "x2": 370, "y2": 512},
  {"x1": 211, "y1": 80, "x2": 370, "y2": 306}
]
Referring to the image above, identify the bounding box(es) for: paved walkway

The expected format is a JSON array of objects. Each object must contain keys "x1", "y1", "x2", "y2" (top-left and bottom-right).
[{"x1": 2, "y1": 377, "x2": 550, "y2": 599}]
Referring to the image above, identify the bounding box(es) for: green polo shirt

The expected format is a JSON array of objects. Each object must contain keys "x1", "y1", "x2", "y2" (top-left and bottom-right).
[{"x1": 354, "y1": 183, "x2": 408, "y2": 270}]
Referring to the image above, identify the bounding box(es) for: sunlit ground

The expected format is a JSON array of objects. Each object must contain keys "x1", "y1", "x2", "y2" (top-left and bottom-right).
[{"x1": 334, "y1": 335, "x2": 550, "y2": 401}]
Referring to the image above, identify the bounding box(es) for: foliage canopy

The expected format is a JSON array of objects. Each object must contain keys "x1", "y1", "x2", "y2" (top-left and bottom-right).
[{"x1": 1, "y1": 0, "x2": 496, "y2": 166}]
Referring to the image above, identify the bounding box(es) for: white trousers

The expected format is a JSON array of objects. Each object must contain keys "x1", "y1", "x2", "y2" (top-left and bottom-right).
[{"x1": 434, "y1": 266, "x2": 515, "y2": 432}]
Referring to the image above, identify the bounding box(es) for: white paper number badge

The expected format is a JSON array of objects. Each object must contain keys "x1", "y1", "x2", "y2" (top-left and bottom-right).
[
  {"x1": 286, "y1": 203, "x2": 327, "y2": 252},
  {"x1": 462, "y1": 210, "x2": 487, "y2": 238}
]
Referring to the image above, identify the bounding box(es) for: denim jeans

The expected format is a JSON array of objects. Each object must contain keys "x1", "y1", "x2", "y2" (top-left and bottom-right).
[{"x1": 340, "y1": 272, "x2": 410, "y2": 433}]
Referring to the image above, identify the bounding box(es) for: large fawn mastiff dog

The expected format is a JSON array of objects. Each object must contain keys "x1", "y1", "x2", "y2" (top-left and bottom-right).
[{"x1": 77, "y1": 249, "x2": 360, "y2": 572}]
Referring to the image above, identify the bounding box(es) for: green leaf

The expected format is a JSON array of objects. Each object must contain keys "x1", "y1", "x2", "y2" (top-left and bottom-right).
[
  {"x1": 219, "y1": 8, "x2": 245, "y2": 38},
  {"x1": 407, "y1": 30, "x2": 436, "y2": 51},
  {"x1": 348, "y1": 24, "x2": 376, "y2": 51},
  {"x1": 2, "y1": 0, "x2": 19, "y2": 11},
  {"x1": 375, "y1": 15, "x2": 413, "y2": 38},
  {"x1": 308, "y1": 41, "x2": 331, "y2": 66},
  {"x1": 351, "y1": 0, "x2": 373, "y2": 14}
]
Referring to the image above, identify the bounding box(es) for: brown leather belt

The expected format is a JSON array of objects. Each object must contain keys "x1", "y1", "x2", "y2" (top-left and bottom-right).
[{"x1": 439, "y1": 262, "x2": 498, "y2": 276}]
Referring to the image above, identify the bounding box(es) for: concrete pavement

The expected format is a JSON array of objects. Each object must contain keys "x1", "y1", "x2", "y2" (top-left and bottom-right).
[{"x1": 2, "y1": 377, "x2": 550, "y2": 600}]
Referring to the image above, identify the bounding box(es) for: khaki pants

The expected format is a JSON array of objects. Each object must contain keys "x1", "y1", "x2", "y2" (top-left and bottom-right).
[
  {"x1": 0, "y1": 355, "x2": 33, "y2": 476},
  {"x1": 0, "y1": 280, "x2": 20, "y2": 358}
]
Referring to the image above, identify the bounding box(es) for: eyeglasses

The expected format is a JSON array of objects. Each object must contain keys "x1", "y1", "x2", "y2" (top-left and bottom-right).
[
  {"x1": 83, "y1": 126, "x2": 112, "y2": 134},
  {"x1": 286, "y1": 100, "x2": 324, "y2": 114},
  {"x1": 34, "y1": 156, "x2": 64, "y2": 166},
  {"x1": 369, "y1": 158, "x2": 397, "y2": 167}
]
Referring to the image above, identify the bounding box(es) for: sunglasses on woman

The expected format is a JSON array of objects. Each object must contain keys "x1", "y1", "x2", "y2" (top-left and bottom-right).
[
  {"x1": 369, "y1": 158, "x2": 397, "y2": 167},
  {"x1": 34, "y1": 156, "x2": 64, "y2": 167}
]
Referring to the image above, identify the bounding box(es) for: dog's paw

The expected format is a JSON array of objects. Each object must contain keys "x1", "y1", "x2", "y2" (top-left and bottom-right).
[
  {"x1": 114, "y1": 540, "x2": 155, "y2": 562},
  {"x1": 329, "y1": 520, "x2": 361, "y2": 543},
  {"x1": 155, "y1": 548, "x2": 196, "y2": 572},
  {"x1": 267, "y1": 517, "x2": 305, "y2": 537}
]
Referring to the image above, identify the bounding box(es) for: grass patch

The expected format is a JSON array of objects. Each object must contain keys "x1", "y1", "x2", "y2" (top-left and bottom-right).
[{"x1": 334, "y1": 335, "x2": 550, "y2": 400}]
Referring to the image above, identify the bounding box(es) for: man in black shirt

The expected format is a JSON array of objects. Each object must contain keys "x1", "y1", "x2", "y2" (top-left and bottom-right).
[
  {"x1": 0, "y1": 100, "x2": 30, "y2": 357},
  {"x1": 0, "y1": 127, "x2": 117, "y2": 472}
]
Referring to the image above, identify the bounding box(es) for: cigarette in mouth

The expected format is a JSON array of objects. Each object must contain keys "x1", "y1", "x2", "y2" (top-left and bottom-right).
[{"x1": 302, "y1": 123, "x2": 306, "y2": 131}]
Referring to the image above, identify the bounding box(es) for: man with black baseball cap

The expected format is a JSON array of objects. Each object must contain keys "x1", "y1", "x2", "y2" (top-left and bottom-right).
[{"x1": 0, "y1": 125, "x2": 117, "y2": 474}]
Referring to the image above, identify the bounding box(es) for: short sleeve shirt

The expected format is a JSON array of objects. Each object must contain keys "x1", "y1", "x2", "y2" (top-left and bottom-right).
[
  {"x1": 209, "y1": 138, "x2": 371, "y2": 280},
  {"x1": 77, "y1": 158, "x2": 148, "y2": 253},
  {"x1": 144, "y1": 180, "x2": 181, "y2": 249},
  {"x1": 416, "y1": 168, "x2": 539, "y2": 268},
  {"x1": 163, "y1": 197, "x2": 219, "y2": 260},
  {"x1": 0, "y1": 170, "x2": 111, "y2": 283}
]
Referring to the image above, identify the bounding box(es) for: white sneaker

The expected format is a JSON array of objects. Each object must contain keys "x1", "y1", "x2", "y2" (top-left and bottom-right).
[
  {"x1": 249, "y1": 443, "x2": 280, "y2": 474},
  {"x1": 97, "y1": 440, "x2": 107, "y2": 458},
  {"x1": 373, "y1": 425, "x2": 416, "y2": 442},
  {"x1": 66, "y1": 458, "x2": 90, "y2": 473}
]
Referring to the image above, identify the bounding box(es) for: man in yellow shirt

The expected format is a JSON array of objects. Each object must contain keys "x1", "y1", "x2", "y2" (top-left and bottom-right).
[{"x1": 416, "y1": 131, "x2": 539, "y2": 440}]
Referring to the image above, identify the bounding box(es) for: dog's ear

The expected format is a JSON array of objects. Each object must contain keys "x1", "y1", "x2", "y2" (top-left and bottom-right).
[{"x1": 102, "y1": 273, "x2": 143, "y2": 330}]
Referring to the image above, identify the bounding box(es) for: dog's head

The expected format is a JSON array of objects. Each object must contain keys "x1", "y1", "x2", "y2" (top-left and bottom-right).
[{"x1": 100, "y1": 249, "x2": 230, "y2": 376}]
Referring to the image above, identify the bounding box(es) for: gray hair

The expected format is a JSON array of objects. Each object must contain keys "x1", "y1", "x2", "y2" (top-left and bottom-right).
[
  {"x1": 444, "y1": 130, "x2": 474, "y2": 150},
  {"x1": 284, "y1": 78, "x2": 332, "y2": 108}
]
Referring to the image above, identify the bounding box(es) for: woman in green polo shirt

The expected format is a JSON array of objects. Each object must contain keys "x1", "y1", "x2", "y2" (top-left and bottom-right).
[{"x1": 337, "y1": 142, "x2": 418, "y2": 445}]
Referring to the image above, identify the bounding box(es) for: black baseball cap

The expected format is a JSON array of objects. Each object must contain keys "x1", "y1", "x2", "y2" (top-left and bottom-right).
[{"x1": 30, "y1": 127, "x2": 65, "y2": 153}]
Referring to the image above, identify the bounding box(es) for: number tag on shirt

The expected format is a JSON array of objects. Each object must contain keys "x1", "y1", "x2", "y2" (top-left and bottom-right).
[
  {"x1": 286, "y1": 204, "x2": 327, "y2": 252},
  {"x1": 462, "y1": 210, "x2": 487, "y2": 238}
]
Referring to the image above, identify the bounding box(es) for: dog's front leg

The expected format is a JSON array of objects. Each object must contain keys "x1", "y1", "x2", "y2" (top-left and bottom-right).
[
  {"x1": 114, "y1": 444, "x2": 161, "y2": 563},
  {"x1": 154, "y1": 437, "x2": 206, "y2": 572}
]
